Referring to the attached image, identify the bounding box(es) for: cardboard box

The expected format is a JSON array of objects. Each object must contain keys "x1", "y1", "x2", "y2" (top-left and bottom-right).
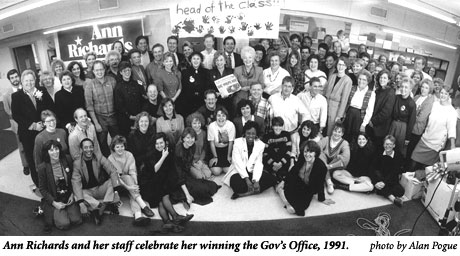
[
  {"x1": 400, "y1": 172, "x2": 423, "y2": 199},
  {"x1": 421, "y1": 177, "x2": 460, "y2": 226}
]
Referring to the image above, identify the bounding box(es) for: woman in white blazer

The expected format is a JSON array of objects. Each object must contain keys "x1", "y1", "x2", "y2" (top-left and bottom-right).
[{"x1": 222, "y1": 121, "x2": 277, "y2": 199}]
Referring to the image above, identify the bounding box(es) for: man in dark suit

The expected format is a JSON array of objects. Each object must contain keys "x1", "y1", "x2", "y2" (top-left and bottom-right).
[
  {"x1": 167, "y1": 35, "x2": 185, "y2": 67},
  {"x1": 135, "y1": 35, "x2": 154, "y2": 69},
  {"x1": 223, "y1": 36, "x2": 243, "y2": 69},
  {"x1": 72, "y1": 138, "x2": 121, "y2": 225},
  {"x1": 3, "y1": 69, "x2": 30, "y2": 175},
  {"x1": 12, "y1": 70, "x2": 54, "y2": 187}
]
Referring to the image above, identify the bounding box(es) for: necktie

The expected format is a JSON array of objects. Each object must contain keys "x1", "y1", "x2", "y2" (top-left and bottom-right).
[
  {"x1": 226, "y1": 53, "x2": 232, "y2": 69},
  {"x1": 28, "y1": 92, "x2": 37, "y2": 109}
]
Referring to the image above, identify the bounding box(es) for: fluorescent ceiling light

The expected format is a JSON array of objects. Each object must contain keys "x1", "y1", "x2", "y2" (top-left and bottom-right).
[
  {"x1": 388, "y1": 0, "x2": 457, "y2": 24},
  {"x1": 382, "y1": 28, "x2": 457, "y2": 50},
  {"x1": 43, "y1": 16, "x2": 144, "y2": 34},
  {"x1": 0, "y1": 0, "x2": 61, "y2": 21}
]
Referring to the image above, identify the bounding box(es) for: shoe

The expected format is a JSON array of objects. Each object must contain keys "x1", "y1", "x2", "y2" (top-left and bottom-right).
[
  {"x1": 286, "y1": 205, "x2": 295, "y2": 214},
  {"x1": 23, "y1": 167, "x2": 30, "y2": 175},
  {"x1": 326, "y1": 183, "x2": 334, "y2": 194},
  {"x1": 393, "y1": 197, "x2": 404, "y2": 207},
  {"x1": 172, "y1": 214, "x2": 194, "y2": 225},
  {"x1": 133, "y1": 216, "x2": 151, "y2": 226},
  {"x1": 231, "y1": 193, "x2": 240, "y2": 200},
  {"x1": 141, "y1": 206, "x2": 155, "y2": 217},
  {"x1": 33, "y1": 205, "x2": 43, "y2": 217},
  {"x1": 105, "y1": 203, "x2": 119, "y2": 215}
]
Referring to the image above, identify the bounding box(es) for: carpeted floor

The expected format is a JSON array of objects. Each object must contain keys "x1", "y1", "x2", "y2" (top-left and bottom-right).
[
  {"x1": 0, "y1": 192, "x2": 439, "y2": 236},
  {"x1": 0, "y1": 130, "x2": 17, "y2": 160}
]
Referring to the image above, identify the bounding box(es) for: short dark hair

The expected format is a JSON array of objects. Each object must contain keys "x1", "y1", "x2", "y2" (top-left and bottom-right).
[
  {"x1": 215, "y1": 106, "x2": 229, "y2": 120},
  {"x1": 309, "y1": 76, "x2": 321, "y2": 86},
  {"x1": 236, "y1": 99, "x2": 255, "y2": 116},
  {"x1": 127, "y1": 49, "x2": 141, "y2": 59},
  {"x1": 167, "y1": 35, "x2": 179, "y2": 43},
  {"x1": 348, "y1": 48, "x2": 358, "y2": 56},
  {"x1": 189, "y1": 51, "x2": 204, "y2": 63},
  {"x1": 300, "y1": 46, "x2": 311, "y2": 53},
  {"x1": 110, "y1": 135, "x2": 127, "y2": 152},
  {"x1": 135, "y1": 35, "x2": 149, "y2": 47},
  {"x1": 282, "y1": 76, "x2": 295, "y2": 85},
  {"x1": 242, "y1": 121, "x2": 260, "y2": 137},
  {"x1": 181, "y1": 127, "x2": 197, "y2": 141},
  {"x1": 7, "y1": 69, "x2": 19, "y2": 80},
  {"x1": 154, "y1": 132, "x2": 169, "y2": 148},
  {"x1": 272, "y1": 116, "x2": 284, "y2": 127},
  {"x1": 300, "y1": 140, "x2": 321, "y2": 159},
  {"x1": 186, "y1": 112, "x2": 206, "y2": 128},
  {"x1": 359, "y1": 52, "x2": 371, "y2": 59},
  {"x1": 223, "y1": 36, "x2": 236, "y2": 45},
  {"x1": 204, "y1": 89, "x2": 217, "y2": 99},
  {"x1": 318, "y1": 43, "x2": 329, "y2": 52},
  {"x1": 59, "y1": 70, "x2": 76, "y2": 86},
  {"x1": 160, "y1": 98, "x2": 175, "y2": 117},
  {"x1": 203, "y1": 33, "x2": 215, "y2": 41},
  {"x1": 333, "y1": 122, "x2": 346, "y2": 134},
  {"x1": 80, "y1": 138, "x2": 94, "y2": 149},
  {"x1": 307, "y1": 54, "x2": 320, "y2": 66},
  {"x1": 289, "y1": 34, "x2": 301, "y2": 42},
  {"x1": 42, "y1": 139, "x2": 64, "y2": 163}
]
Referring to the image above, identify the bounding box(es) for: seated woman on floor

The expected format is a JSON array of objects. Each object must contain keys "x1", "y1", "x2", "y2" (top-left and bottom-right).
[
  {"x1": 332, "y1": 132, "x2": 374, "y2": 193},
  {"x1": 223, "y1": 121, "x2": 277, "y2": 199},
  {"x1": 371, "y1": 135, "x2": 405, "y2": 207},
  {"x1": 141, "y1": 133, "x2": 194, "y2": 233},
  {"x1": 38, "y1": 140, "x2": 82, "y2": 233},
  {"x1": 108, "y1": 135, "x2": 154, "y2": 226},
  {"x1": 277, "y1": 140, "x2": 334, "y2": 216},
  {"x1": 262, "y1": 116, "x2": 292, "y2": 182},
  {"x1": 291, "y1": 120, "x2": 322, "y2": 161},
  {"x1": 186, "y1": 112, "x2": 212, "y2": 180},
  {"x1": 318, "y1": 122, "x2": 350, "y2": 195},
  {"x1": 207, "y1": 106, "x2": 235, "y2": 175},
  {"x1": 172, "y1": 128, "x2": 219, "y2": 207}
]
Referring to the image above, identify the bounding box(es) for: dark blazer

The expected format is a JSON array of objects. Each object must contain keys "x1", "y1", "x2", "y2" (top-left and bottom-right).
[
  {"x1": 233, "y1": 116, "x2": 265, "y2": 138},
  {"x1": 369, "y1": 87, "x2": 396, "y2": 137},
  {"x1": 233, "y1": 52, "x2": 244, "y2": 68},
  {"x1": 177, "y1": 52, "x2": 185, "y2": 64},
  {"x1": 11, "y1": 87, "x2": 54, "y2": 141},
  {"x1": 38, "y1": 157, "x2": 73, "y2": 206}
]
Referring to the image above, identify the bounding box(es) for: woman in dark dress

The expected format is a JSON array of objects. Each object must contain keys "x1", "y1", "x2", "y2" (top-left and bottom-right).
[
  {"x1": 127, "y1": 112, "x2": 155, "y2": 171},
  {"x1": 54, "y1": 71, "x2": 85, "y2": 129},
  {"x1": 177, "y1": 52, "x2": 211, "y2": 117},
  {"x1": 332, "y1": 132, "x2": 375, "y2": 193},
  {"x1": 38, "y1": 140, "x2": 81, "y2": 233},
  {"x1": 171, "y1": 128, "x2": 219, "y2": 206},
  {"x1": 114, "y1": 61, "x2": 145, "y2": 137},
  {"x1": 141, "y1": 133, "x2": 193, "y2": 233},
  {"x1": 277, "y1": 140, "x2": 334, "y2": 216}
]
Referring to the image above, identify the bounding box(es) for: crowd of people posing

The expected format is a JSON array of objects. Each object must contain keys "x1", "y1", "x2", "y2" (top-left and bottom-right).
[{"x1": 3, "y1": 31, "x2": 460, "y2": 234}]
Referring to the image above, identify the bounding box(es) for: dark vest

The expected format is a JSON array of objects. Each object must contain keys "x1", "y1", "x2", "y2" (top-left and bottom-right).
[{"x1": 346, "y1": 86, "x2": 372, "y2": 119}]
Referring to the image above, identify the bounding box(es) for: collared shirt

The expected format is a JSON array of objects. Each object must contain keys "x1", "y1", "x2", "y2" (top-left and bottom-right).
[
  {"x1": 225, "y1": 52, "x2": 235, "y2": 69},
  {"x1": 201, "y1": 49, "x2": 217, "y2": 70},
  {"x1": 140, "y1": 51, "x2": 150, "y2": 69},
  {"x1": 84, "y1": 76, "x2": 116, "y2": 117},
  {"x1": 263, "y1": 67, "x2": 290, "y2": 95},
  {"x1": 382, "y1": 151, "x2": 395, "y2": 158},
  {"x1": 269, "y1": 93, "x2": 308, "y2": 132},
  {"x1": 297, "y1": 91, "x2": 327, "y2": 128}
]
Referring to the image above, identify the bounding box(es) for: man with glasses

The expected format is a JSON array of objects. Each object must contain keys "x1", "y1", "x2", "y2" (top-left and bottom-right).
[
  {"x1": 105, "y1": 50, "x2": 121, "y2": 81},
  {"x1": 84, "y1": 60, "x2": 118, "y2": 156}
]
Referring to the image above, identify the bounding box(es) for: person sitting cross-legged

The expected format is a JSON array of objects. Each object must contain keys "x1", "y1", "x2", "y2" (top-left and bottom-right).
[{"x1": 71, "y1": 138, "x2": 122, "y2": 225}]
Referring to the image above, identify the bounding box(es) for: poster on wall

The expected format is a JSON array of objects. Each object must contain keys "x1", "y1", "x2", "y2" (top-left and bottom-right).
[
  {"x1": 170, "y1": 0, "x2": 281, "y2": 38},
  {"x1": 57, "y1": 20, "x2": 143, "y2": 62}
]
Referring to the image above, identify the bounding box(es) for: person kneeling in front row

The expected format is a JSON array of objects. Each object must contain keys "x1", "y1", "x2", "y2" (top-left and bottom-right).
[{"x1": 72, "y1": 138, "x2": 122, "y2": 225}]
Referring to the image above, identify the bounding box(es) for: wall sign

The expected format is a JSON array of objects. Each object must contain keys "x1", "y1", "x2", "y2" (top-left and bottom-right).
[
  {"x1": 57, "y1": 20, "x2": 143, "y2": 61},
  {"x1": 170, "y1": 0, "x2": 281, "y2": 38}
]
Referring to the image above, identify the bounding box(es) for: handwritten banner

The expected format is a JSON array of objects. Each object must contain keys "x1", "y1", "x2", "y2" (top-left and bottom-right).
[{"x1": 170, "y1": 0, "x2": 281, "y2": 38}]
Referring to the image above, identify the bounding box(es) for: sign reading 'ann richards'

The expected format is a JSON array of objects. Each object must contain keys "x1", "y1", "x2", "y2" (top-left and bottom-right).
[{"x1": 57, "y1": 20, "x2": 143, "y2": 62}]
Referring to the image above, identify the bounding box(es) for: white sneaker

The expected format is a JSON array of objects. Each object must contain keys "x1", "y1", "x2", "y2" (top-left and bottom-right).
[{"x1": 327, "y1": 183, "x2": 334, "y2": 194}]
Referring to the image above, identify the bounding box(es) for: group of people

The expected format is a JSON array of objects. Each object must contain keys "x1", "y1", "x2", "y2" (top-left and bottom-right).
[{"x1": 2, "y1": 30, "x2": 460, "y2": 233}]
